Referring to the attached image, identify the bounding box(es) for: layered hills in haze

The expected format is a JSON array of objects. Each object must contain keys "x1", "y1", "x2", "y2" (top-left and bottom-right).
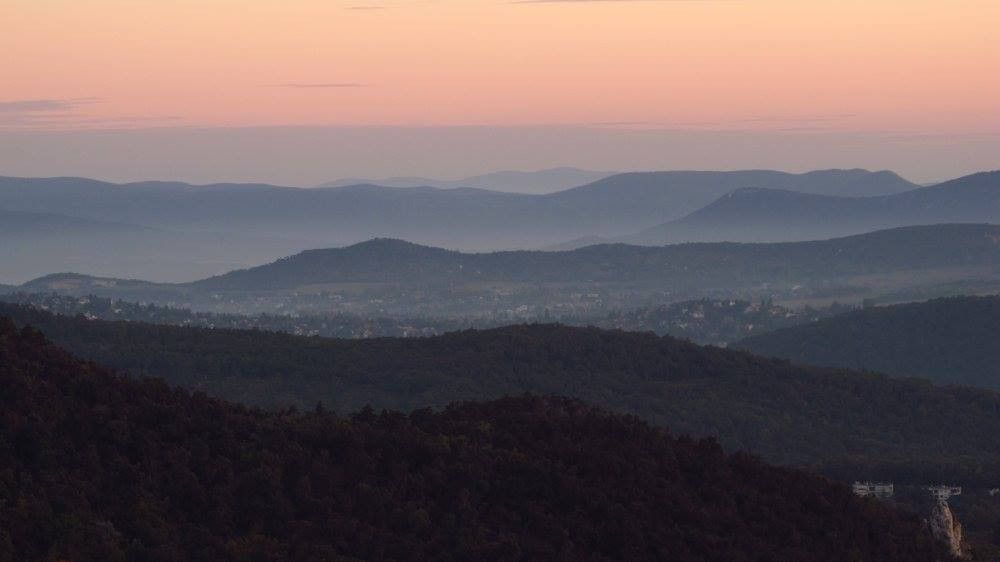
[
  {"x1": 0, "y1": 169, "x2": 916, "y2": 261},
  {"x1": 190, "y1": 224, "x2": 1000, "y2": 291},
  {"x1": 16, "y1": 167, "x2": 1000, "y2": 285},
  {"x1": 15, "y1": 224, "x2": 1000, "y2": 317},
  {"x1": 620, "y1": 170, "x2": 1000, "y2": 245}
]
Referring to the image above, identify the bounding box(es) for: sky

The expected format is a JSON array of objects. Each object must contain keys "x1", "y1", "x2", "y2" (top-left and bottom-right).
[{"x1": 1, "y1": 0, "x2": 998, "y2": 184}]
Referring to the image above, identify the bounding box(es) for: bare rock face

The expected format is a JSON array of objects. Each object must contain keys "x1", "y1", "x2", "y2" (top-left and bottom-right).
[{"x1": 928, "y1": 502, "x2": 970, "y2": 559}]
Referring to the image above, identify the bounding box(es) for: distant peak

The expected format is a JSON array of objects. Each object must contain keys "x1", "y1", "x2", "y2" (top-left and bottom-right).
[
  {"x1": 930, "y1": 170, "x2": 1000, "y2": 188},
  {"x1": 346, "y1": 238, "x2": 425, "y2": 249},
  {"x1": 298, "y1": 238, "x2": 450, "y2": 257},
  {"x1": 23, "y1": 272, "x2": 92, "y2": 283}
]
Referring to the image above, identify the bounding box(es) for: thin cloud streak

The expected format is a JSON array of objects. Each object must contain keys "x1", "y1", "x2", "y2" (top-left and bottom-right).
[
  {"x1": 0, "y1": 98, "x2": 182, "y2": 131},
  {"x1": 581, "y1": 114, "x2": 857, "y2": 131},
  {"x1": 0, "y1": 98, "x2": 103, "y2": 113},
  {"x1": 0, "y1": 115, "x2": 182, "y2": 131},
  {"x1": 273, "y1": 83, "x2": 370, "y2": 89}
]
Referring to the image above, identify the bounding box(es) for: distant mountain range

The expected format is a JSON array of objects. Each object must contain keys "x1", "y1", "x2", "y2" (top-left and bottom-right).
[
  {"x1": 0, "y1": 169, "x2": 917, "y2": 254},
  {"x1": 7, "y1": 168, "x2": 1000, "y2": 283},
  {"x1": 736, "y1": 295, "x2": 1000, "y2": 389},
  {"x1": 617, "y1": 170, "x2": 1000, "y2": 246},
  {"x1": 318, "y1": 166, "x2": 616, "y2": 194}
]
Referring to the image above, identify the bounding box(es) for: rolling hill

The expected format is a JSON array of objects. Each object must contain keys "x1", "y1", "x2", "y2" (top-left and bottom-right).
[
  {"x1": 0, "y1": 318, "x2": 952, "y2": 561},
  {"x1": 16, "y1": 224, "x2": 1000, "y2": 316},
  {"x1": 8, "y1": 302, "x2": 1000, "y2": 486},
  {"x1": 621, "y1": 170, "x2": 1000, "y2": 245},
  {"x1": 189, "y1": 224, "x2": 1000, "y2": 292},
  {"x1": 735, "y1": 295, "x2": 1000, "y2": 389}
]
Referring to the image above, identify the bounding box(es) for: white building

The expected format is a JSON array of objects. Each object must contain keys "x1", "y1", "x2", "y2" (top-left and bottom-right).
[
  {"x1": 927, "y1": 485, "x2": 962, "y2": 502},
  {"x1": 853, "y1": 481, "x2": 894, "y2": 498}
]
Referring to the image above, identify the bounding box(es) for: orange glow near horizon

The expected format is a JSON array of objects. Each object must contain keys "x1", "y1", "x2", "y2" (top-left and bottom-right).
[{"x1": 2, "y1": 0, "x2": 998, "y2": 132}]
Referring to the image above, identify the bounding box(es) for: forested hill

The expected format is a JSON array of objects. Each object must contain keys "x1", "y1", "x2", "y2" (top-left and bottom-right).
[
  {"x1": 735, "y1": 295, "x2": 1000, "y2": 389},
  {"x1": 0, "y1": 319, "x2": 952, "y2": 561},
  {"x1": 7, "y1": 302, "x2": 1000, "y2": 485},
  {"x1": 191, "y1": 223, "x2": 1000, "y2": 291}
]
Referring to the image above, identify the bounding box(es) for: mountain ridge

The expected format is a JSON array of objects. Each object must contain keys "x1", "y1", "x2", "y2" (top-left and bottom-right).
[
  {"x1": 0, "y1": 169, "x2": 919, "y2": 252},
  {"x1": 16, "y1": 224, "x2": 1000, "y2": 307},
  {"x1": 618, "y1": 170, "x2": 1000, "y2": 245},
  {"x1": 189, "y1": 223, "x2": 1000, "y2": 291}
]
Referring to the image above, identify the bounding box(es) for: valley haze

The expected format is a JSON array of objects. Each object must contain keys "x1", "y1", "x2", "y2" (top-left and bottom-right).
[{"x1": 5, "y1": 167, "x2": 986, "y2": 284}]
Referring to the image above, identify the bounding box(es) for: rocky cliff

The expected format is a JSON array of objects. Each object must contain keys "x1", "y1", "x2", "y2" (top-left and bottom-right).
[{"x1": 928, "y1": 502, "x2": 970, "y2": 559}]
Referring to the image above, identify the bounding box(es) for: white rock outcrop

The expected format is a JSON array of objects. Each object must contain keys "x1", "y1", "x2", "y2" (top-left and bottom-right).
[{"x1": 928, "y1": 501, "x2": 969, "y2": 559}]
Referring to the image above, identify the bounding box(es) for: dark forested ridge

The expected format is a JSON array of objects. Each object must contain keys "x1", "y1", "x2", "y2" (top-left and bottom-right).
[
  {"x1": 8, "y1": 302, "x2": 1000, "y2": 485},
  {"x1": 736, "y1": 295, "x2": 1000, "y2": 389},
  {"x1": 0, "y1": 319, "x2": 953, "y2": 561}
]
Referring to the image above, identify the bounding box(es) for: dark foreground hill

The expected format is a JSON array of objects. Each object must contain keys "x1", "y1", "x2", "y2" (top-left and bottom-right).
[
  {"x1": 736, "y1": 295, "x2": 1000, "y2": 389},
  {"x1": 0, "y1": 319, "x2": 952, "y2": 561},
  {"x1": 7, "y1": 303, "x2": 1000, "y2": 485}
]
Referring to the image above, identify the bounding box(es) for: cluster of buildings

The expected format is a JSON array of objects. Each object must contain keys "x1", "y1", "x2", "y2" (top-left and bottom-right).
[
  {"x1": 852, "y1": 482, "x2": 895, "y2": 498},
  {"x1": 852, "y1": 482, "x2": 964, "y2": 503}
]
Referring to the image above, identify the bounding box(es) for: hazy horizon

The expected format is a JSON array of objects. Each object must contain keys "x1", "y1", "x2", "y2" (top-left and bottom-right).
[
  {"x1": 1, "y1": 125, "x2": 997, "y2": 187},
  {"x1": 4, "y1": 0, "x2": 997, "y2": 186}
]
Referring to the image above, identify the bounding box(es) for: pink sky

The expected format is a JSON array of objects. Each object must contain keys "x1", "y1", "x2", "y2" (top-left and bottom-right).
[
  {"x1": 1, "y1": 1, "x2": 998, "y2": 183},
  {"x1": 3, "y1": 0, "x2": 998, "y2": 132}
]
